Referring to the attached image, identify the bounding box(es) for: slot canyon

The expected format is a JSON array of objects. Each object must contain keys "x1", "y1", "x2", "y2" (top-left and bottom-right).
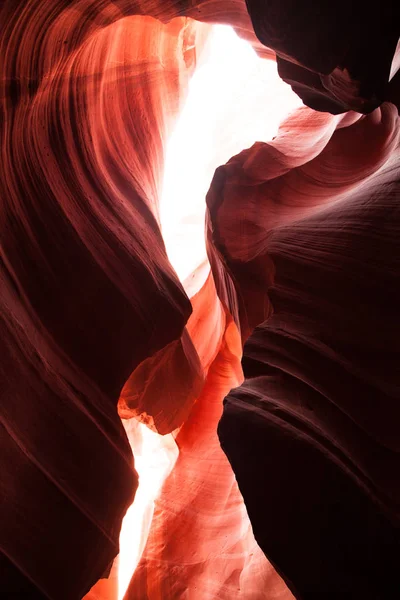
[{"x1": 1, "y1": 1, "x2": 399, "y2": 598}]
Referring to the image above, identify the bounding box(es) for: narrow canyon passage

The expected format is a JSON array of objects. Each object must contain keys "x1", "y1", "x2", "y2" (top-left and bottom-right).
[
  {"x1": 115, "y1": 25, "x2": 301, "y2": 600},
  {"x1": 1, "y1": 1, "x2": 399, "y2": 599}
]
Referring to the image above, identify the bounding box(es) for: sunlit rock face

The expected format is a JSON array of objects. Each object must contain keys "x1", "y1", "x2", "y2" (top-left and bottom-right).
[
  {"x1": 117, "y1": 25, "x2": 300, "y2": 600},
  {"x1": 1, "y1": 0, "x2": 399, "y2": 599}
]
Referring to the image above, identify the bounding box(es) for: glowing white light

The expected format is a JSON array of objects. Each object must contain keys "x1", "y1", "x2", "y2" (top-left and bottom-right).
[
  {"x1": 117, "y1": 24, "x2": 302, "y2": 599},
  {"x1": 390, "y1": 39, "x2": 400, "y2": 80},
  {"x1": 117, "y1": 421, "x2": 178, "y2": 600},
  {"x1": 160, "y1": 24, "x2": 302, "y2": 292}
]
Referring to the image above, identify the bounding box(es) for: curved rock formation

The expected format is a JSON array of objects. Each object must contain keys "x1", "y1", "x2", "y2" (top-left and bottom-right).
[
  {"x1": 215, "y1": 106, "x2": 400, "y2": 596},
  {"x1": 0, "y1": 9, "x2": 202, "y2": 598},
  {"x1": 245, "y1": 0, "x2": 400, "y2": 113},
  {"x1": 1, "y1": 0, "x2": 399, "y2": 598},
  {"x1": 124, "y1": 276, "x2": 290, "y2": 600}
]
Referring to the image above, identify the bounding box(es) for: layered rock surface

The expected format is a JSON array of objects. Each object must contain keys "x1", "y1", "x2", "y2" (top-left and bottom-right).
[{"x1": 1, "y1": 0, "x2": 399, "y2": 598}]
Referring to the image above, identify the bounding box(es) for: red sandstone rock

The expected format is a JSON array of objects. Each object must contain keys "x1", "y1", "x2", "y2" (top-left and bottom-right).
[{"x1": 1, "y1": 0, "x2": 399, "y2": 598}]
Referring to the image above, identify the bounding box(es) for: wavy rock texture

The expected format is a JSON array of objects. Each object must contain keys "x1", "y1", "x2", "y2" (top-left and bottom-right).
[
  {"x1": 0, "y1": 7, "x2": 206, "y2": 599},
  {"x1": 123, "y1": 277, "x2": 288, "y2": 600},
  {"x1": 120, "y1": 274, "x2": 291, "y2": 600},
  {"x1": 1, "y1": 0, "x2": 400, "y2": 599},
  {"x1": 215, "y1": 107, "x2": 400, "y2": 597},
  {"x1": 206, "y1": 104, "x2": 399, "y2": 335}
]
